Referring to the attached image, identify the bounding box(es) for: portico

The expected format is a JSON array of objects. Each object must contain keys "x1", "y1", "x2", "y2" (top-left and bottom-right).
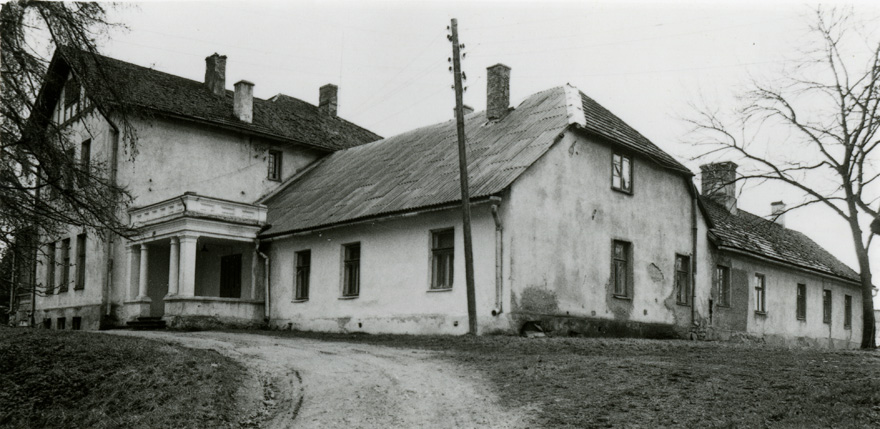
[{"x1": 125, "y1": 192, "x2": 267, "y2": 328}]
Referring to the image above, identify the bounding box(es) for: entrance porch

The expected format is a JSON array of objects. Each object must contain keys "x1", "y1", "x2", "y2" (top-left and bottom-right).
[{"x1": 124, "y1": 192, "x2": 267, "y2": 328}]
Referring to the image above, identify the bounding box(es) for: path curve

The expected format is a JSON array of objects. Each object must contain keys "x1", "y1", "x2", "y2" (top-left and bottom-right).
[{"x1": 104, "y1": 330, "x2": 532, "y2": 428}]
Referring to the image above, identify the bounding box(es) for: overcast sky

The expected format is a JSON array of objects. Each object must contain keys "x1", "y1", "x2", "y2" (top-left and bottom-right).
[{"x1": 80, "y1": 0, "x2": 880, "y2": 298}]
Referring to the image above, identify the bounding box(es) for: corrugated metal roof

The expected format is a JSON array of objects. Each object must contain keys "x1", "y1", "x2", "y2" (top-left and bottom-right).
[
  {"x1": 703, "y1": 198, "x2": 860, "y2": 283},
  {"x1": 263, "y1": 85, "x2": 692, "y2": 235}
]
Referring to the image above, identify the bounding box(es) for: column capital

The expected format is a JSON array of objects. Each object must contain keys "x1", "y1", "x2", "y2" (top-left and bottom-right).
[
  {"x1": 170, "y1": 236, "x2": 180, "y2": 244},
  {"x1": 178, "y1": 234, "x2": 199, "y2": 242},
  {"x1": 139, "y1": 243, "x2": 149, "y2": 251}
]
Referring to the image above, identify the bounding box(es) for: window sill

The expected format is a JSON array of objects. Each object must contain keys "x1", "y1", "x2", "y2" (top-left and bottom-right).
[
  {"x1": 427, "y1": 288, "x2": 453, "y2": 293},
  {"x1": 293, "y1": 298, "x2": 309, "y2": 303},
  {"x1": 338, "y1": 296, "x2": 359, "y2": 300},
  {"x1": 611, "y1": 187, "x2": 633, "y2": 196},
  {"x1": 796, "y1": 317, "x2": 806, "y2": 322},
  {"x1": 676, "y1": 302, "x2": 691, "y2": 307},
  {"x1": 844, "y1": 326, "x2": 852, "y2": 330},
  {"x1": 612, "y1": 294, "x2": 631, "y2": 300},
  {"x1": 754, "y1": 311, "x2": 767, "y2": 316},
  {"x1": 715, "y1": 304, "x2": 731, "y2": 309},
  {"x1": 268, "y1": 177, "x2": 281, "y2": 182}
]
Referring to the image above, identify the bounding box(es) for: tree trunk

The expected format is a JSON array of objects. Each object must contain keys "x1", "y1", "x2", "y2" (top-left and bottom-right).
[{"x1": 846, "y1": 214, "x2": 876, "y2": 348}]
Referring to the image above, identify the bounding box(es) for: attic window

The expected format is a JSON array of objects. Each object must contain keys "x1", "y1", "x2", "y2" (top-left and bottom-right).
[
  {"x1": 611, "y1": 153, "x2": 632, "y2": 193},
  {"x1": 267, "y1": 150, "x2": 282, "y2": 181},
  {"x1": 65, "y1": 78, "x2": 81, "y2": 107}
]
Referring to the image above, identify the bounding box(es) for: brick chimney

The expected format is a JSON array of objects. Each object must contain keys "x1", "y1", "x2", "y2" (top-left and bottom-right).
[
  {"x1": 319, "y1": 84, "x2": 338, "y2": 117},
  {"x1": 700, "y1": 161, "x2": 738, "y2": 214},
  {"x1": 487, "y1": 64, "x2": 511, "y2": 121},
  {"x1": 770, "y1": 201, "x2": 786, "y2": 227},
  {"x1": 205, "y1": 53, "x2": 227, "y2": 97},
  {"x1": 234, "y1": 80, "x2": 254, "y2": 123}
]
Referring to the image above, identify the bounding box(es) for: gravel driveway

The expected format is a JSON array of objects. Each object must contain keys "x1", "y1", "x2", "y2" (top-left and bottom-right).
[{"x1": 104, "y1": 330, "x2": 532, "y2": 428}]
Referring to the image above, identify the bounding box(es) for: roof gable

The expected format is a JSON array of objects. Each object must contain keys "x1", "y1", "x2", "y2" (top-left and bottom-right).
[
  {"x1": 56, "y1": 47, "x2": 381, "y2": 151},
  {"x1": 703, "y1": 198, "x2": 859, "y2": 283}
]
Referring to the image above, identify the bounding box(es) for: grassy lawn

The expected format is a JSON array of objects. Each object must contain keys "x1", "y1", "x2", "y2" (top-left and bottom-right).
[
  {"x1": 263, "y1": 330, "x2": 880, "y2": 428},
  {"x1": 0, "y1": 327, "x2": 245, "y2": 429}
]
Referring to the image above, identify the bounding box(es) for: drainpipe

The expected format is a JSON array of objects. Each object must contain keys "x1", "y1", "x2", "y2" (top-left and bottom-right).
[
  {"x1": 255, "y1": 225, "x2": 272, "y2": 323},
  {"x1": 691, "y1": 191, "x2": 698, "y2": 327},
  {"x1": 490, "y1": 204, "x2": 503, "y2": 316}
]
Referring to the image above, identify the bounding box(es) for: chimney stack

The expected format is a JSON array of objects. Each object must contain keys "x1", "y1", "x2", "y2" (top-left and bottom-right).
[
  {"x1": 319, "y1": 84, "x2": 338, "y2": 117},
  {"x1": 205, "y1": 53, "x2": 227, "y2": 97},
  {"x1": 487, "y1": 64, "x2": 511, "y2": 121},
  {"x1": 700, "y1": 161, "x2": 738, "y2": 214},
  {"x1": 234, "y1": 80, "x2": 254, "y2": 123},
  {"x1": 770, "y1": 201, "x2": 786, "y2": 227}
]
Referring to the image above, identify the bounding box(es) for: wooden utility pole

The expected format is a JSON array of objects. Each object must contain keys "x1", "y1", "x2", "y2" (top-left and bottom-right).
[{"x1": 449, "y1": 18, "x2": 477, "y2": 335}]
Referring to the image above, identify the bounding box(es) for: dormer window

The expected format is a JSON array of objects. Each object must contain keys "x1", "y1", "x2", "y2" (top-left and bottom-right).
[
  {"x1": 611, "y1": 153, "x2": 632, "y2": 193},
  {"x1": 268, "y1": 150, "x2": 282, "y2": 181}
]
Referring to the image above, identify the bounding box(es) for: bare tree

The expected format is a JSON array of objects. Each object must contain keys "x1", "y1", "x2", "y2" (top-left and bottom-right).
[
  {"x1": 686, "y1": 7, "x2": 880, "y2": 348},
  {"x1": 1, "y1": 1, "x2": 138, "y2": 318}
]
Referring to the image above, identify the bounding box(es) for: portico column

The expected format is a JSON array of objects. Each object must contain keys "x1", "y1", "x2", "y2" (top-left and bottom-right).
[
  {"x1": 167, "y1": 237, "x2": 180, "y2": 296},
  {"x1": 178, "y1": 235, "x2": 198, "y2": 297},
  {"x1": 126, "y1": 245, "x2": 137, "y2": 300},
  {"x1": 137, "y1": 244, "x2": 150, "y2": 300}
]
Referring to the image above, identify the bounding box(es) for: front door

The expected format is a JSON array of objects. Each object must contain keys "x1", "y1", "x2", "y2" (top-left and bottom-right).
[{"x1": 220, "y1": 254, "x2": 242, "y2": 298}]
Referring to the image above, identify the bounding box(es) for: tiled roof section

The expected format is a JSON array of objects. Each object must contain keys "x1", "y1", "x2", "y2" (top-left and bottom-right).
[
  {"x1": 579, "y1": 91, "x2": 691, "y2": 174},
  {"x1": 263, "y1": 86, "x2": 571, "y2": 234},
  {"x1": 59, "y1": 47, "x2": 381, "y2": 151},
  {"x1": 702, "y1": 198, "x2": 860, "y2": 283}
]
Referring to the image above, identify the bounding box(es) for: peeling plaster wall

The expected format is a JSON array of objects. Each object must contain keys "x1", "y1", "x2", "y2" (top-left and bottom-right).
[
  {"x1": 501, "y1": 131, "x2": 707, "y2": 336},
  {"x1": 269, "y1": 206, "x2": 498, "y2": 335},
  {"x1": 719, "y1": 253, "x2": 862, "y2": 349}
]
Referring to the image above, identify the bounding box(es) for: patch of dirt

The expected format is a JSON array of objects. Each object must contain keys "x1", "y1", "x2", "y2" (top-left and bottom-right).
[{"x1": 105, "y1": 330, "x2": 534, "y2": 428}]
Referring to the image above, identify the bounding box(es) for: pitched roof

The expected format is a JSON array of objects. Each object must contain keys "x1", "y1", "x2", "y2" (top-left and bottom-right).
[
  {"x1": 263, "y1": 85, "x2": 691, "y2": 236},
  {"x1": 578, "y1": 93, "x2": 690, "y2": 174},
  {"x1": 57, "y1": 47, "x2": 381, "y2": 151},
  {"x1": 702, "y1": 198, "x2": 860, "y2": 283}
]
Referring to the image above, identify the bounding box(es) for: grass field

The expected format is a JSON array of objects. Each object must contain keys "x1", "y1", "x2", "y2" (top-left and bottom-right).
[
  {"x1": 0, "y1": 327, "x2": 245, "y2": 429},
  {"x1": 265, "y1": 331, "x2": 880, "y2": 428}
]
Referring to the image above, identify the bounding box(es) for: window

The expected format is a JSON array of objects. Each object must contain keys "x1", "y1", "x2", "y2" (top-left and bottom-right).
[
  {"x1": 64, "y1": 148, "x2": 75, "y2": 191},
  {"x1": 75, "y1": 233, "x2": 86, "y2": 290},
  {"x1": 56, "y1": 317, "x2": 66, "y2": 330},
  {"x1": 64, "y1": 78, "x2": 80, "y2": 106},
  {"x1": 823, "y1": 289, "x2": 832, "y2": 324},
  {"x1": 715, "y1": 266, "x2": 730, "y2": 307},
  {"x1": 72, "y1": 317, "x2": 82, "y2": 331},
  {"x1": 295, "y1": 250, "x2": 311, "y2": 300},
  {"x1": 431, "y1": 229, "x2": 454, "y2": 289},
  {"x1": 342, "y1": 243, "x2": 360, "y2": 297},
  {"x1": 611, "y1": 240, "x2": 630, "y2": 297},
  {"x1": 60, "y1": 238, "x2": 71, "y2": 293},
  {"x1": 754, "y1": 274, "x2": 766, "y2": 314},
  {"x1": 80, "y1": 139, "x2": 91, "y2": 173},
  {"x1": 675, "y1": 255, "x2": 691, "y2": 305},
  {"x1": 268, "y1": 150, "x2": 282, "y2": 181},
  {"x1": 611, "y1": 153, "x2": 632, "y2": 193},
  {"x1": 219, "y1": 254, "x2": 242, "y2": 298},
  {"x1": 844, "y1": 295, "x2": 852, "y2": 329},
  {"x1": 46, "y1": 242, "x2": 56, "y2": 295},
  {"x1": 796, "y1": 283, "x2": 806, "y2": 320}
]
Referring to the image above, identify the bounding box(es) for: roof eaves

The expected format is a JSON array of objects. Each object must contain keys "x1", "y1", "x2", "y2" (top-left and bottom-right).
[
  {"x1": 716, "y1": 244, "x2": 861, "y2": 286},
  {"x1": 261, "y1": 194, "x2": 504, "y2": 239}
]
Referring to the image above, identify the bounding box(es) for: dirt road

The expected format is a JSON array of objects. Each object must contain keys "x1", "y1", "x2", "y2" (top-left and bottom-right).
[{"x1": 105, "y1": 330, "x2": 532, "y2": 428}]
